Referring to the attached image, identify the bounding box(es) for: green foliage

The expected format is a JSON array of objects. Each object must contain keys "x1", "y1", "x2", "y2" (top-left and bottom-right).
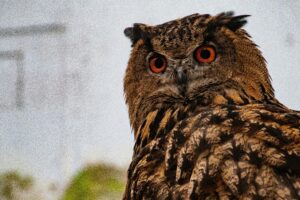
[
  {"x1": 61, "y1": 163, "x2": 126, "y2": 200},
  {"x1": 0, "y1": 171, "x2": 33, "y2": 200}
]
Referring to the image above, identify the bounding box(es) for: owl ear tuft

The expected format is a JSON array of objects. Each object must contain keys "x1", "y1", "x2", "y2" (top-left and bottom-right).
[
  {"x1": 226, "y1": 14, "x2": 250, "y2": 31},
  {"x1": 124, "y1": 23, "x2": 148, "y2": 46},
  {"x1": 205, "y1": 12, "x2": 250, "y2": 37}
]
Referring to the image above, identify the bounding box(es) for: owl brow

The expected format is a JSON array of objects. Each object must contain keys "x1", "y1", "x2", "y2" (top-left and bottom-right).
[
  {"x1": 142, "y1": 34, "x2": 154, "y2": 51},
  {"x1": 203, "y1": 12, "x2": 250, "y2": 40}
]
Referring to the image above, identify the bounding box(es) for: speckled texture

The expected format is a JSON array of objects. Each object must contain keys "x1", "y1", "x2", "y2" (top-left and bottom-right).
[{"x1": 123, "y1": 12, "x2": 300, "y2": 199}]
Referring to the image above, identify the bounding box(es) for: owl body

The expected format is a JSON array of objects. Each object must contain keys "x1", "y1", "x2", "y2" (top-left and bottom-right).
[{"x1": 123, "y1": 12, "x2": 300, "y2": 199}]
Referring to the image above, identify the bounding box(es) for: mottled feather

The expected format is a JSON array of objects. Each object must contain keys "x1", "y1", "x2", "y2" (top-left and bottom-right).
[{"x1": 123, "y1": 12, "x2": 300, "y2": 199}]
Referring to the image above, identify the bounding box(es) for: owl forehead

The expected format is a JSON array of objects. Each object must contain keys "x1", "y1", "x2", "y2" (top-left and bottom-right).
[{"x1": 150, "y1": 14, "x2": 211, "y2": 57}]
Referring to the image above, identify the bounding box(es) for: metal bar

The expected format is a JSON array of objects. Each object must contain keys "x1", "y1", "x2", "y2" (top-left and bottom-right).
[{"x1": 0, "y1": 23, "x2": 66, "y2": 37}]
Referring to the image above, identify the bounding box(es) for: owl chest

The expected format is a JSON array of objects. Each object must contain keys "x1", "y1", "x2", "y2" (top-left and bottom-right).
[
  {"x1": 134, "y1": 105, "x2": 236, "y2": 155},
  {"x1": 129, "y1": 106, "x2": 240, "y2": 197},
  {"x1": 132, "y1": 105, "x2": 239, "y2": 183},
  {"x1": 129, "y1": 104, "x2": 300, "y2": 199}
]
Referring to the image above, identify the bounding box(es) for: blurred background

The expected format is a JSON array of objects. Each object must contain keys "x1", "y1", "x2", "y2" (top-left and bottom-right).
[{"x1": 0, "y1": 0, "x2": 299, "y2": 199}]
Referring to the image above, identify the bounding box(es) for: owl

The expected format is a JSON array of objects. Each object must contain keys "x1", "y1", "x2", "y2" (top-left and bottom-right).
[{"x1": 123, "y1": 12, "x2": 300, "y2": 199}]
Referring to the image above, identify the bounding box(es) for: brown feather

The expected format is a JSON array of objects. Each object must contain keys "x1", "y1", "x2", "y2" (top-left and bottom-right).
[{"x1": 123, "y1": 12, "x2": 300, "y2": 199}]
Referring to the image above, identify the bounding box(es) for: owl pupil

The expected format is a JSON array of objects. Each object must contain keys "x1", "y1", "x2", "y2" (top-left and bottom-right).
[
  {"x1": 201, "y1": 49, "x2": 211, "y2": 59},
  {"x1": 155, "y1": 58, "x2": 164, "y2": 68}
]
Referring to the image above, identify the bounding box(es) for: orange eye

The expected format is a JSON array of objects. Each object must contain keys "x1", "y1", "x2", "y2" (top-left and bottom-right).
[
  {"x1": 149, "y1": 55, "x2": 167, "y2": 73},
  {"x1": 194, "y1": 45, "x2": 216, "y2": 63}
]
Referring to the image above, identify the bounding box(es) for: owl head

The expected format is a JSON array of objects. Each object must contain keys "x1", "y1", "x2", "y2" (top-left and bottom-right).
[{"x1": 124, "y1": 12, "x2": 274, "y2": 133}]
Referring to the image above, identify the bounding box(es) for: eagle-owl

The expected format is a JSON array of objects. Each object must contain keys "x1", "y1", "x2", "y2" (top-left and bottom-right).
[{"x1": 123, "y1": 12, "x2": 300, "y2": 199}]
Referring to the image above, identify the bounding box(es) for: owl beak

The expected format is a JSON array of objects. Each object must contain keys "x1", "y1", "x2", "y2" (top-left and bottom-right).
[
  {"x1": 175, "y1": 69, "x2": 188, "y2": 96},
  {"x1": 176, "y1": 68, "x2": 187, "y2": 85}
]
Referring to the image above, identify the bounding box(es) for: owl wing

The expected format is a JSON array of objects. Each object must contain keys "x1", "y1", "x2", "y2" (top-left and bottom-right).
[{"x1": 124, "y1": 103, "x2": 300, "y2": 199}]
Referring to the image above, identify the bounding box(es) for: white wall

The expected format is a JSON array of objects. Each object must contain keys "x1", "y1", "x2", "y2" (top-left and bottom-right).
[{"x1": 0, "y1": 0, "x2": 299, "y2": 199}]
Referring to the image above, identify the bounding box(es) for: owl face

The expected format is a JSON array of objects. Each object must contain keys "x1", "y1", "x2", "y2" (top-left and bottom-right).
[{"x1": 124, "y1": 12, "x2": 273, "y2": 132}]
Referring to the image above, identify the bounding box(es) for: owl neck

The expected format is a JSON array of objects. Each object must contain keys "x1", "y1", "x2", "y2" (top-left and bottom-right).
[
  {"x1": 186, "y1": 79, "x2": 279, "y2": 107},
  {"x1": 132, "y1": 79, "x2": 284, "y2": 137}
]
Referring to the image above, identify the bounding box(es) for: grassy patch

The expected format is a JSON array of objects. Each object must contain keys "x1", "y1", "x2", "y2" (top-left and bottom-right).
[
  {"x1": 61, "y1": 163, "x2": 126, "y2": 200},
  {"x1": 0, "y1": 171, "x2": 33, "y2": 200}
]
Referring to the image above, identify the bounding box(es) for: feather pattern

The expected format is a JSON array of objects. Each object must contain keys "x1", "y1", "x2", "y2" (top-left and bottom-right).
[{"x1": 123, "y1": 12, "x2": 300, "y2": 199}]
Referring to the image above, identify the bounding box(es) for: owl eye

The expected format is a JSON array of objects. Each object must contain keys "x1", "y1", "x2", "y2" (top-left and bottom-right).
[
  {"x1": 194, "y1": 45, "x2": 216, "y2": 63},
  {"x1": 149, "y1": 54, "x2": 167, "y2": 73}
]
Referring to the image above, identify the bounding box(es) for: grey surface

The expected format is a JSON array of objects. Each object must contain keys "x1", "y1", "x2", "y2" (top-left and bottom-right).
[{"x1": 0, "y1": 0, "x2": 299, "y2": 199}]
